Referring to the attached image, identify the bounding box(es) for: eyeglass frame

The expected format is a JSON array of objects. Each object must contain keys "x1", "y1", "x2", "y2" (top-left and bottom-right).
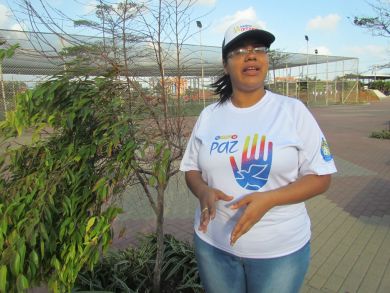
[{"x1": 227, "y1": 46, "x2": 269, "y2": 59}]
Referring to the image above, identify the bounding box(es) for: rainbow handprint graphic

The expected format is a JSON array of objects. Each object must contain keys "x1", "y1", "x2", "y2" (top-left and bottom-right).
[{"x1": 229, "y1": 134, "x2": 273, "y2": 190}]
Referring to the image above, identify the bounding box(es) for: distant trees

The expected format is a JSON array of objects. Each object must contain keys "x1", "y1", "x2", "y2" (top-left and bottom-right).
[{"x1": 369, "y1": 80, "x2": 390, "y2": 95}]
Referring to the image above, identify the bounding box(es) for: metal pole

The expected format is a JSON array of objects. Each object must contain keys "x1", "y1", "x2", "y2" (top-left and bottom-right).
[
  {"x1": 0, "y1": 63, "x2": 7, "y2": 114},
  {"x1": 285, "y1": 62, "x2": 288, "y2": 96},
  {"x1": 315, "y1": 49, "x2": 318, "y2": 103},
  {"x1": 356, "y1": 59, "x2": 359, "y2": 103},
  {"x1": 197, "y1": 21, "x2": 205, "y2": 108},
  {"x1": 326, "y1": 55, "x2": 329, "y2": 105},
  {"x1": 342, "y1": 60, "x2": 345, "y2": 103},
  {"x1": 305, "y1": 35, "x2": 309, "y2": 104},
  {"x1": 200, "y1": 29, "x2": 205, "y2": 108}
]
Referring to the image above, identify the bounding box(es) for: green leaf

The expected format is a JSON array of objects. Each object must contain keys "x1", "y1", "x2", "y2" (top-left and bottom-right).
[
  {"x1": 0, "y1": 265, "x2": 7, "y2": 292},
  {"x1": 17, "y1": 240, "x2": 26, "y2": 271},
  {"x1": 40, "y1": 241, "x2": 45, "y2": 259},
  {"x1": 6, "y1": 44, "x2": 20, "y2": 58},
  {"x1": 59, "y1": 218, "x2": 71, "y2": 240},
  {"x1": 148, "y1": 176, "x2": 157, "y2": 187},
  {"x1": 16, "y1": 274, "x2": 29, "y2": 291},
  {"x1": 51, "y1": 257, "x2": 61, "y2": 271},
  {"x1": 0, "y1": 218, "x2": 7, "y2": 235},
  {"x1": 92, "y1": 177, "x2": 106, "y2": 192},
  {"x1": 10, "y1": 252, "x2": 21, "y2": 276},
  {"x1": 29, "y1": 250, "x2": 39, "y2": 268},
  {"x1": 86, "y1": 217, "x2": 96, "y2": 232},
  {"x1": 39, "y1": 223, "x2": 49, "y2": 242},
  {"x1": 66, "y1": 112, "x2": 76, "y2": 129},
  {"x1": 14, "y1": 203, "x2": 26, "y2": 219}
]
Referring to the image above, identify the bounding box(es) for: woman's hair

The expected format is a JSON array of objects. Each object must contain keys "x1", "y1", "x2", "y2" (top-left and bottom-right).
[{"x1": 211, "y1": 71, "x2": 233, "y2": 105}]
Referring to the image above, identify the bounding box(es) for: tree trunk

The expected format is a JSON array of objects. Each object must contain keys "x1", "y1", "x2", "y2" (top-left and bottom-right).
[{"x1": 152, "y1": 185, "x2": 165, "y2": 293}]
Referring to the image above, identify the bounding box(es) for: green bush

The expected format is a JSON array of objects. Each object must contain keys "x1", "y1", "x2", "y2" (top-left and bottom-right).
[
  {"x1": 0, "y1": 74, "x2": 137, "y2": 292},
  {"x1": 368, "y1": 80, "x2": 390, "y2": 95},
  {"x1": 73, "y1": 234, "x2": 203, "y2": 293},
  {"x1": 370, "y1": 130, "x2": 390, "y2": 139}
]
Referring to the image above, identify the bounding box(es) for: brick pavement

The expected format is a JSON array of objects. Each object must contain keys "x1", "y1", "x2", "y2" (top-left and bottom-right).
[{"x1": 300, "y1": 99, "x2": 390, "y2": 293}]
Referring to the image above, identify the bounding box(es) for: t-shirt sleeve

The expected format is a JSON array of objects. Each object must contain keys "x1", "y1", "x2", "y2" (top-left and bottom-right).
[
  {"x1": 180, "y1": 115, "x2": 202, "y2": 172},
  {"x1": 295, "y1": 101, "x2": 337, "y2": 176}
]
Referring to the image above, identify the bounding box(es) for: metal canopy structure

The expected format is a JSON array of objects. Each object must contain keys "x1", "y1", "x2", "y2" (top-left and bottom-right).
[
  {"x1": 2, "y1": 44, "x2": 357, "y2": 77},
  {"x1": 1, "y1": 29, "x2": 362, "y2": 116},
  {"x1": 1, "y1": 29, "x2": 357, "y2": 78}
]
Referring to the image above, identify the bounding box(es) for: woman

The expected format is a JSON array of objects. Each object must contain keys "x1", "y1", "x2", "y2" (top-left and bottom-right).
[{"x1": 180, "y1": 19, "x2": 336, "y2": 293}]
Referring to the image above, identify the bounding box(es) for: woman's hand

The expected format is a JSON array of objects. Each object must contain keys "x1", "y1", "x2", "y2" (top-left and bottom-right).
[
  {"x1": 229, "y1": 174, "x2": 331, "y2": 245},
  {"x1": 198, "y1": 187, "x2": 233, "y2": 233},
  {"x1": 184, "y1": 170, "x2": 233, "y2": 233},
  {"x1": 229, "y1": 192, "x2": 273, "y2": 245}
]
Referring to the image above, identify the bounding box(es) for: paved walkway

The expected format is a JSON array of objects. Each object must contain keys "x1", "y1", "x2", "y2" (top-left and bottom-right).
[
  {"x1": 31, "y1": 98, "x2": 390, "y2": 292},
  {"x1": 300, "y1": 99, "x2": 390, "y2": 293},
  {"x1": 112, "y1": 98, "x2": 390, "y2": 293}
]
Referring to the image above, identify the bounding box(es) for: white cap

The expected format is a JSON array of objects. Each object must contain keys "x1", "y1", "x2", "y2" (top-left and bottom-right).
[{"x1": 222, "y1": 19, "x2": 275, "y2": 57}]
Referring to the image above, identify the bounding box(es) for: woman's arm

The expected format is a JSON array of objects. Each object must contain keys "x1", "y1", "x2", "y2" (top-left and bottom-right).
[
  {"x1": 230, "y1": 174, "x2": 331, "y2": 245},
  {"x1": 185, "y1": 170, "x2": 233, "y2": 232}
]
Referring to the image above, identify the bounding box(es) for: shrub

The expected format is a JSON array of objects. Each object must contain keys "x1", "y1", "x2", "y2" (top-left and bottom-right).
[
  {"x1": 73, "y1": 234, "x2": 203, "y2": 293},
  {"x1": 370, "y1": 129, "x2": 390, "y2": 139},
  {"x1": 0, "y1": 74, "x2": 137, "y2": 292}
]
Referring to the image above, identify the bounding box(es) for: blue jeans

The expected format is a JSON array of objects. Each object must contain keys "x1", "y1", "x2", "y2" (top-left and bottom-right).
[{"x1": 194, "y1": 233, "x2": 310, "y2": 293}]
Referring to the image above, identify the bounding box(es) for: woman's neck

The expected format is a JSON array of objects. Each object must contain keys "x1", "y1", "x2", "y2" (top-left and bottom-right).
[{"x1": 231, "y1": 87, "x2": 266, "y2": 108}]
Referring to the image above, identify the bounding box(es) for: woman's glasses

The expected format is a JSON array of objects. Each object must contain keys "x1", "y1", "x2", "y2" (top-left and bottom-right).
[{"x1": 227, "y1": 46, "x2": 269, "y2": 58}]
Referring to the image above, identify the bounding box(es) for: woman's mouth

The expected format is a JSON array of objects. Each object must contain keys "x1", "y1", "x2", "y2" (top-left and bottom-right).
[{"x1": 243, "y1": 66, "x2": 259, "y2": 73}]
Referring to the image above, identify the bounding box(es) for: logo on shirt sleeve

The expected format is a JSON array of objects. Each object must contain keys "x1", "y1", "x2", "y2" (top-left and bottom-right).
[
  {"x1": 320, "y1": 138, "x2": 333, "y2": 162},
  {"x1": 229, "y1": 134, "x2": 273, "y2": 190}
]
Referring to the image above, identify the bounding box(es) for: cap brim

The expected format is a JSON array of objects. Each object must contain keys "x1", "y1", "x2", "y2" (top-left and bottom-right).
[{"x1": 223, "y1": 30, "x2": 275, "y2": 56}]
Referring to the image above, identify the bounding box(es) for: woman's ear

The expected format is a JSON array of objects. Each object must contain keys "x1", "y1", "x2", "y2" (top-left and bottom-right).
[{"x1": 223, "y1": 60, "x2": 228, "y2": 75}]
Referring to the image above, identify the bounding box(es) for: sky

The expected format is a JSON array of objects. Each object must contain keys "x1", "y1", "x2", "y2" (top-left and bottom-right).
[{"x1": 0, "y1": 0, "x2": 389, "y2": 74}]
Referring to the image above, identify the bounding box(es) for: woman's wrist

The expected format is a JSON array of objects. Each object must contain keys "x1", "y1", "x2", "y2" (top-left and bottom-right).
[
  {"x1": 254, "y1": 190, "x2": 278, "y2": 210},
  {"x1": 197, "y1": 185, "x2": 211, "y2": 201}
]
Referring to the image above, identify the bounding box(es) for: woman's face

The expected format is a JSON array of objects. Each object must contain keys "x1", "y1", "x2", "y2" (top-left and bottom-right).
[{"x1": 223, "y1": 41, "x2": 269, "y2": 93}]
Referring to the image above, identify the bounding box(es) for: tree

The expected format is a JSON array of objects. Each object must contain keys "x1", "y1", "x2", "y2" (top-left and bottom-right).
[
  {"x1": 353, "y1": 0, "x2": 390, "y2": 37},
  {"x1": 2, "y1": 0, "x2": 200, "y2": 291},
  {"x1": 0, "y1": 52, "x2": 137, "y2": 291},
  {"x1": 353, "y1": 0, "x2": 390, "y2": 69}
]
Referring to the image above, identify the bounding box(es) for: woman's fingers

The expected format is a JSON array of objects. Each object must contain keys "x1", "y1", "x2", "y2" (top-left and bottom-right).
[
  {"x1": 230, "y1": 213, "x2": 253, "y2": 245},
  {"x1": 209, "y1": 204, "x2": 216, "y2": 220},
  {"x1": 229, "y1": 194, "x2": 269, "y2": 245},
  {"x1": 215, "y1": 190, "x2": 234, "y2": 202},
  {"x1": 198, "y1": 188, "x2": 233, "y2": 231},
  {"x1": 230, "y1": 195, "x2": 252, "y2": 210},
  {"x1": 198, "y1": 206, "x2": 210, "y2": 232}
]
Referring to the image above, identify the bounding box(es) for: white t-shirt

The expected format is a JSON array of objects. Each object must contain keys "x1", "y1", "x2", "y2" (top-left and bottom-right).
[{"x1": 180, "y1": 90, "x2": 337, "y2": 258}]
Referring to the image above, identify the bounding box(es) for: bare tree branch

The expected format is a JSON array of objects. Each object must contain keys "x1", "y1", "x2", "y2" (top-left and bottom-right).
[{"x1": 353, "y1": 0, "x2": 390, "y2": 37}]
